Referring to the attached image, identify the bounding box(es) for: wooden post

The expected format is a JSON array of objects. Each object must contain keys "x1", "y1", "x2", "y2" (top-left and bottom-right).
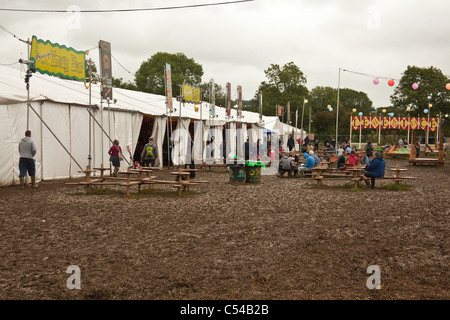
[
  {"x1": 137, "y1": 167, "x2": 142, "y2": 193},
  {"x1": 100, "y1": 163, "x2": 104, "y2": 190},
  {"x1": 148, "y1": 163, "x2": 152, "y2": 190},
  {"x1": 186, "y1": 164, "x2": 190, "y2": 191},
  {"x1": 409, "y1": 130, "x2": 415, "y2": 164},
  {"x1": 126, "y1": 166, "x2": 131, "y2": 198},
  {"x1": 438, "y1": 126, "x2": 445, "y2": 166}
]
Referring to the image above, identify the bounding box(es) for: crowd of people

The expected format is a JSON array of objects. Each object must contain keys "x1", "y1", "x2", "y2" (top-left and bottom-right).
[{"x1": 278, "y1": 137, "x2": 387, "y2": 189}]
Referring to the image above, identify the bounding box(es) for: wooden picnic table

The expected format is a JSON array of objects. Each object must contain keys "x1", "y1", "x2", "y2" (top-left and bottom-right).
[{"x1": 345, "y1": 167, "x2": 365, "y2": 190}]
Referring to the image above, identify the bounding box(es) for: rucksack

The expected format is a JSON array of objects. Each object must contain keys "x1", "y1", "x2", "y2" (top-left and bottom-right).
[{"x1": 145, "y1": 145, "x2": 154, "y2": 157}]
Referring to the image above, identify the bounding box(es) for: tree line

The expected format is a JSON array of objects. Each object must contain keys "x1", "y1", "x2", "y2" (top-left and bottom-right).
[{"x1": 109, "y1": 52, "x2": 450, "y2": 135}]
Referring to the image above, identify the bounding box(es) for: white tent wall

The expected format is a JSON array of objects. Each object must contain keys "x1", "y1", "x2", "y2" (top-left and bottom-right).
[
  {"x1": 41, "y1": 102, "x2": 72, "y2": 180},
  {"x1": 0, "y1": 104, "x2": 14, "y2": 185},
  {"x1": 69, "y1": 105, "x2": 90, "y2": 178},
  {"x1": 250, "y1": 124, "x2": 262, "y2": 160},
  {"x1": 236, "y1": 124, "x2": 246, "y2": 161},
  {"x1": 225, "y1": 122, "x2": 237, "y2": 163},
  {"x1": 193, "y1": 120, "x2": 204, "y2": 164},
  {"x1": 213, "y1": 126, "x2": 223, "y2": 163},
  {"x1": 0, "y1": 102, "x2": 42, "y2": 185},
  {"x1": 172, "y1": 118, "x2": 191, "y2": 166},
  {"x1": 151, "y1": 116, "x2": 167, "y2": 168},
  {"x1": 92, "y1": 109, "x2": 143, "y2": 171}
]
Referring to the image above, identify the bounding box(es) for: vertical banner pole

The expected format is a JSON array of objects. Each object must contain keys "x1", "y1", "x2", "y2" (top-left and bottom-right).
[{"x1": 335, "y1": 68, "x2": 341, "y2": 155}]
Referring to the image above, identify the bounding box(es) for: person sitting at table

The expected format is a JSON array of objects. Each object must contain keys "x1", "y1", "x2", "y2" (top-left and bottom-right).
[
  {"x1": 298, "y1": 152, "x2": 315, "y2": 176},
  {"x1": 361, "y1": 151, "x2": 386, "y2": 189},
  {"x1": 345, "y1": 150, "x2": 359, "y2": 169},
  {"x1": 309, "y1": 150, "x2": 320, "y2": 167},
  {"x1": 345, "y1": 145, "x2": 352, "y2": 154},
  {"x1": 360, "y1": 151, "x2": 370, "y2": 166},
  {"x1": 336, "y1": 150, "x2": 347, "y2": 170},
  {"x1": 278, "y1": 154, "x2": 294, "y2": 177},
  {"x1": 337, "y1": 145, "x2": 344, "y2": 157},
  {"x1": 289, "y1": 150, "x2": 300, "y2": 177}
]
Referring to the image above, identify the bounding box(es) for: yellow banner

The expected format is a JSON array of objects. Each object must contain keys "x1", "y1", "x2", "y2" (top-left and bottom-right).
[
  {"x1": 30, "y1": 36, "x2": 86, "y2": 81},
  {"x1": 181, "y1": 83, "x2": 201, "y2": 104}
]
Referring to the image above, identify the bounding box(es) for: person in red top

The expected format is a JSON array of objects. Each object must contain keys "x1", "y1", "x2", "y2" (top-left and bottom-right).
[
  {"x1": 108, "y1": 139, "x2": 123, "y2": 176},
  {"x1": 345, "y1": 150, "x2": 359, "y2": 168}
]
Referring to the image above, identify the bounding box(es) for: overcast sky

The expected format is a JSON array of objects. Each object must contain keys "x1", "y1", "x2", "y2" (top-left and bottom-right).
[{"x1": 1, "y1": 0, "x2": 449, "y2": 111}]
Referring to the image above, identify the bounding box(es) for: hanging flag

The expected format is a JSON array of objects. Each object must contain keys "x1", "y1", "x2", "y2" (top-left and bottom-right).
[
  {"x1": 99, "y1": 40, "x2": 113, "y2": 99},
  {"x1": 259, "y1": 94, "x2": 263, "y2": 120},
  {"x1": 226, "y1": 82, "x2": 231, "y2": 117},
  {"x1": 210, "y1": 78, "x2": 215, "y2": 117},
  {"x1": 181, "y1": 83, "x2": 201, "y2": 104},
  {"x1": 287, "y1": 102, "x2": 290, "y2": 124},
  {"x1": 237, "y1": 85, "x2": 243, "y2": 117},
  {"x1": 165, "y1": 63, "x2": 173, "y2": 110}
]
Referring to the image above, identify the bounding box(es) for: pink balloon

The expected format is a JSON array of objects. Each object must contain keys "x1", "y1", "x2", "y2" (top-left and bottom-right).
[
  {"x1": 373, "y1": 78, "x2": 379, "y2": 85},
  {"x1": 412, "y1": 83, "x2": 419, "y2": 90}
]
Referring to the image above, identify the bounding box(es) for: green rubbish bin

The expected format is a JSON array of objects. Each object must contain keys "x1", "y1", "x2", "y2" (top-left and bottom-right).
[
  {"x1": 245, "y1": 160, "x2": 266, "y2": 184},
  {"x1": 228, "y1": 164, "x2": 246, "y2": 183}
]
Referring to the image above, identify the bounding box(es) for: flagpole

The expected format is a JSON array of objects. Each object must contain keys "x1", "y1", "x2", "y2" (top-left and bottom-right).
[{"x1": 335, "y1": 68, "x2": 341, "y2": 155}]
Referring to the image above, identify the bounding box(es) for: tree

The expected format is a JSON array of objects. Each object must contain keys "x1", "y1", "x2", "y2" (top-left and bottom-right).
[
  {"x1": 112, "y1": 77, "x2": 138, "y2": 91},
  {"x1": 390, "y1": 65, "x2": 450, "y2": 116},
  {"x1": 308, "y1": 86, "x2": 373, "y2": 136},
  {"x1": 254, "y1": 62, "x2": 309, "y2": 122},
  {"x1": 134, "y1": 52, "x2": 203, "y2": 95},
  {"x1": 199, "y1": 82, "x2": 226, "y2": 107}
]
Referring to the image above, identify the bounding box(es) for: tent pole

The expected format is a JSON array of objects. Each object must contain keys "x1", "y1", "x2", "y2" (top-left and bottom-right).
[
  {"x1": 335, "y1": 68, "x2": 341, "y2": 155},
  {"x1": 88, "y1": 58, "x2": 92, "y2": 169},
  {"x1": 28, "y1": 103, "x2": 83, "y2": 171}
]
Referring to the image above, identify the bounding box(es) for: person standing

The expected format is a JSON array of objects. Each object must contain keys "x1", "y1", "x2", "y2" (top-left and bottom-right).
[
  {"x1": 287, "y1": 134, "x2": 295, "y2": 152},
  {"x1": 18, "y1": 130, "x2": 37, "y2": 188},
  {"x1": 141, "y1": 137, "x2": 157, "y2": 168},
  {"x1": 364, "y1": 141, "x2": 374, "y2": 158},
  {"x1": 109, "y1": 139, "x2": 123, "y2": 177},
  {"x1": 415, "y1": 139, "x2": 421, "y2": 158}
]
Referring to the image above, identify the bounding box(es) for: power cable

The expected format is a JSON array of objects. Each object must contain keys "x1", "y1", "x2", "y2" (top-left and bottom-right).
[{"x1": 0, "y1": 0, "x2": 254, "y2": 13}]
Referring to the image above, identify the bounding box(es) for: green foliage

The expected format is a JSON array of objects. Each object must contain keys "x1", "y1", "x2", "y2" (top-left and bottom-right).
[
  {"x1": 113, "y1": 77, "x2": 138, "y2": 91},
  {"x1": 390, "y1": 65, "x2": 450, "y2": 116},
  {"x1": 254, "y1": 62, "x2": 309, "y2": 121},
  {"x1": 308, "y1": 86, "x2": 373, "y2": 135},
  {"x1": 199, "y1": 82, "x2": 226, "y2": 107},
  {"x1": 134, "y1": 52, "x2": 204, "y2": 95}
]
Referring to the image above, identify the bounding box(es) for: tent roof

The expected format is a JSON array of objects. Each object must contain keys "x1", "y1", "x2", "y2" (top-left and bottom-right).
[{"x1": 0, "y1": 65, "x2": 306, "y2": 134}]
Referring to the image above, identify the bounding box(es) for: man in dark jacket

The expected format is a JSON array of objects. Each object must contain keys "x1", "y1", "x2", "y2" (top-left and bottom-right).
[
  {"x1": 287, "y1": 134, "x2": 295, "y2": 152},
  {"x1": 362, "y1": 151, "x2": 386, "y2": 189}
]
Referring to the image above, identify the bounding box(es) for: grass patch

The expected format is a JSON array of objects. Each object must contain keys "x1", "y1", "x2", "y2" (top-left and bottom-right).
[
  {"x1": 306, "y1": 182, "x2": 365, "y2": 192},
  {"x1": 379, "y1": 184, "x2": 413, "y2": 191}
]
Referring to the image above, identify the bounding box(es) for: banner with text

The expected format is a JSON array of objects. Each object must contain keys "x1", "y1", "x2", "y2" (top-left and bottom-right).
[
  {"x1": 30, "y1": 35, "x2": 85, "y2": 81},
  {"x1": 181, "y1": 83, "x2": 201, "y2": 104}
]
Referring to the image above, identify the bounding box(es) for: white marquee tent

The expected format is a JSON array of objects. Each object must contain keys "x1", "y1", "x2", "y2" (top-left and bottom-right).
[{"x1": 0, "y1": 65, "x2": 306, "y2": 186}]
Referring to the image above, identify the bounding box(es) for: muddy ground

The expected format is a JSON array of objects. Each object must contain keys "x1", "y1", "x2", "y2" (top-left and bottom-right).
[{"x1": 0, "y1": 158, "x2": 448, "y2": 300}]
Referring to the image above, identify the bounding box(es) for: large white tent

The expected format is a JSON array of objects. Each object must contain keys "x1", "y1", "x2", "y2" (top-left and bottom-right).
[{"x1": 0, "y1": 65, "x2": 306, "y2": 186}]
